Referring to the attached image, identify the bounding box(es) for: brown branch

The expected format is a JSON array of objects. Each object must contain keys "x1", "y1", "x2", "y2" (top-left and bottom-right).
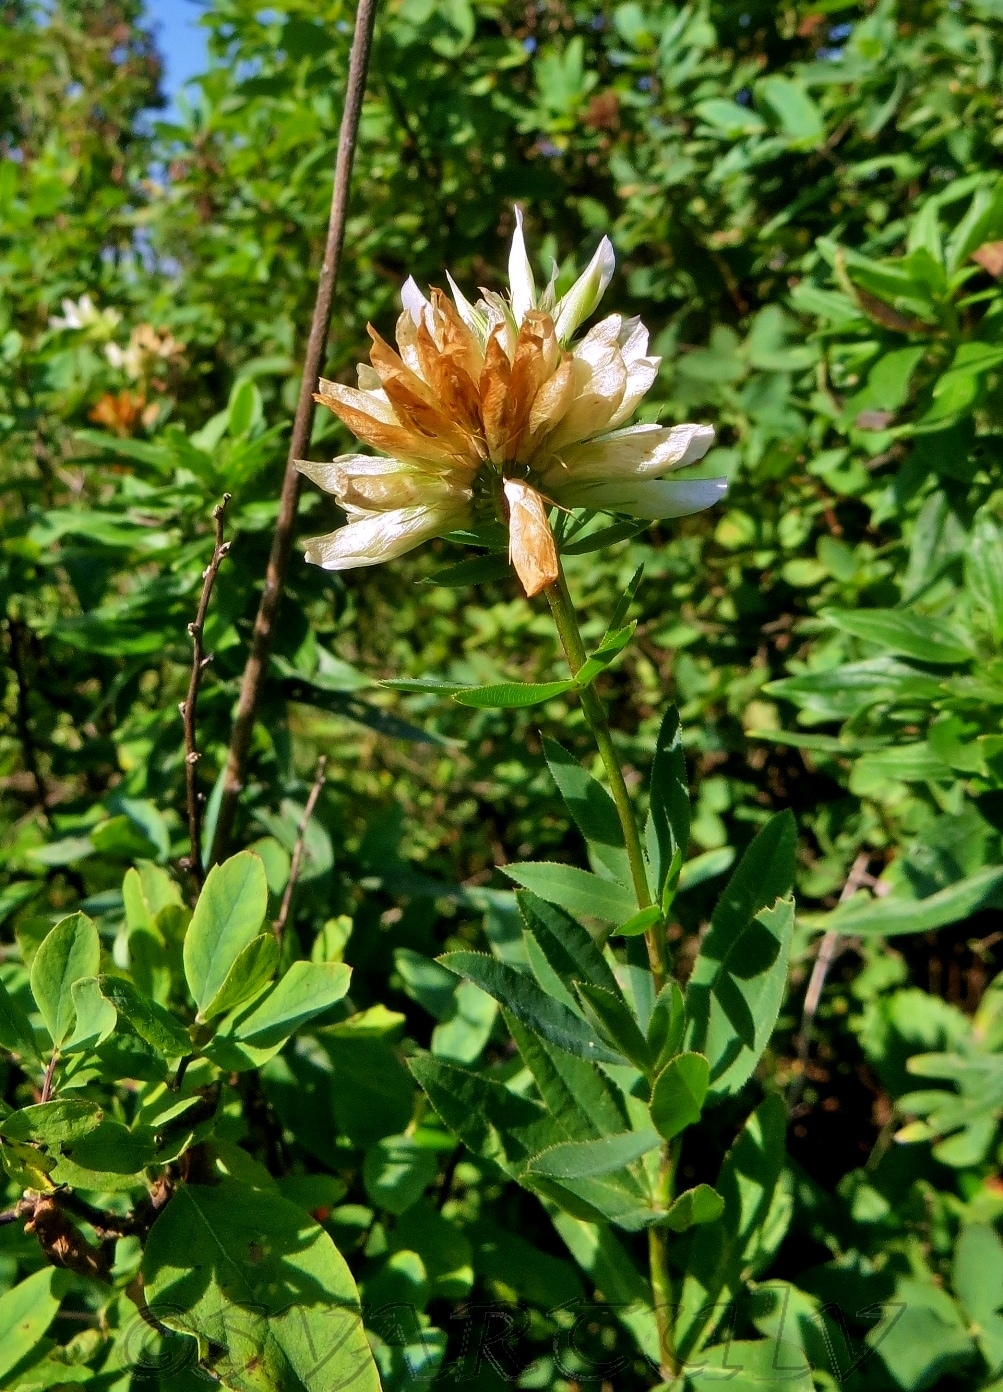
[
  {"x1": 789, "y1": 851, "x2": 872, "y2": 1113},
  {"x1": 5, "y1": 618, "x2": 50, "y2": 823},
  {"x1": 211, "y1": 0, "x2": 379, "y2": 866},
  {"x1": 40, "y1": 1049, "x2": 59, "y2": 1104},
  {"x1": 180, "y1": 495, "x2": 231, "y2": 884},
  {"x1": 273, "y1": 756, "x2": 327, "y2": 943}
]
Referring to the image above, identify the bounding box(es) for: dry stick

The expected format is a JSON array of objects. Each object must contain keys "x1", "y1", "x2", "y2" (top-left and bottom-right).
[
  {"x1": 210, "y1": 0, "x2": 379, "y2": 866},
  {"x1": 273, "y1": 756, "x2": 328, "y2": 943},
  {"x1": 180, "y1": 495, "x2": 231, "y2": 884},
  {"x1": 789, "y1": 850, "x2": 872, "y2": 1113}
]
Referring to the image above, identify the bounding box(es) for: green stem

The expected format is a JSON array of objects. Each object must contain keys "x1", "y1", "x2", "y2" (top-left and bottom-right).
[
  {"x1": 545, "y1": 558, "x2": 677, "y2": 1386},
  {"x1": 545, "y1": 561, "x2": 667, "y2": 991}
]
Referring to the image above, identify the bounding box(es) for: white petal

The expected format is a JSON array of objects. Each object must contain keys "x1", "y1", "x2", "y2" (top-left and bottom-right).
[
  {"x1": 606, "y1": 356, "x2": 661, "y2": 428},
  {"x1": 446, "y1": 271, "x2": 489, "y2": 344},
  {"x1": 542, "y1": 423, "x2": 716, "y2": 488},
  {"x1": 508, "y1": 207, "x2": 537, "y2": 327},
  {"x1": 558, "y1": 477, "x2": 728, "y2": 520},
  {"x1": 302, "y1": 503, "x2": 466, "y2": 571},
  {"x1": 401, "y1": 275, "x2": 429, "y2": 327},
  {"x1": 552, "y1": 236, "x2": 616, "y2": 343}
]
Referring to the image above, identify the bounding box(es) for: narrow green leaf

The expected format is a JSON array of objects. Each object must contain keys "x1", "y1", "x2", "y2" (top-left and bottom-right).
[
  {"x1": 646, "y1": 707, "x2": 691, "y2": 900},
  {"x1": 561, "y1": 519, "x2": 646, "y2": 554},
  {"x1": 505, "y1": 1012, "x2": 629, "y2": 1139},
  {"x1": 517, "y1": 892, "x2": 623, "y2": 998},
  {"x1": 528, "y1": 1128, "x2": 660, "y2": 1180},
  {"x1": 649, "y1": 1052, "x2": 709, "y2": 1140},
  {"x1": 232, "y1": 961, "x2": 351, "y2": 1047},
  {"x1": 183, "y1": 851, "x2": 268, "y2": 1014},
  {"x1": 815, "y1": 864, "x2": 1003, "y2": 937},
  {"x1": 685, "y1": 812, "x2": 796, "y2": 1096},
  {"x1": 542, "y1": 739, "x2": 630, "y2": 883},
  {"x1": 423, "y1": 552, "x2": 510, "y2": 587},
  {"x1": 647, "y1": 981, "x2": 686, "y2": 1072},
  {"x1": 439, "y1": 951, "x2": 621, "y2": 1063},
  {"x1": 99, "y1": 974, "x2": 191, "y2": 1059},
  {"x1": 574, "y1": 982, "x2": 651, "y2": 1072},
  {"x1": 503, "y1": 862, "x2": 637, "y2": 923},
  {"x1": 453, "y1": 680, "x2": 574, "y2": 708},
  {"x1": 675, "y1": 1096, "x2": 790, "y2": 1362},
  {"x1": 613, "y1": 904, "x2": 662, "y2": 938},
  {"x1": 687, "y1": 895, "x2": 796, "y2": 1097},
  {"x1": 824, "y1": 607, "x2": 973, "y2": 665},
  {"x1": 30, "y1": 913, "x2": 100, "y2": 1048},
  {"x1": 663, "y1": 1183, "x2": 724, "y2": 1232},
  {"x1": 197, "y1": 933, "x2": 279, "y2": 1023}
]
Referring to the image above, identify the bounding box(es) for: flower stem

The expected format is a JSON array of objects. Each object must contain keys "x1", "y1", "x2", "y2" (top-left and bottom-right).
[
  {"x1": 545, "y1": 559, "x2": 677, "y2": 1385},
  {"x1": 545, "y1": 561, "x2": 667, "y2": 991}
]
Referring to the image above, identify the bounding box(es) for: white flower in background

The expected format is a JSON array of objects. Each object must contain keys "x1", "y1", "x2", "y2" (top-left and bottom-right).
[
  {"x1": 48, "y1": 294, "x2": 122, "y2": 334},
  {"x1": 105, "y1": 324, "x2": 184, "y2": 380},
  {"x1": 299, "y1": 211, "x2": 724, "y2": 596}
]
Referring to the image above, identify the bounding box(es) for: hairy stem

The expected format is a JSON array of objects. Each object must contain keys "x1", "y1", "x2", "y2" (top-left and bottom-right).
[
  {"x1": 545, "y1": 559, "x2": 676, "y2": 1383},
  {"x1": 211, "y1": 0, "x2": 378, "y2": 865},
  {"x1": 545, "y1": 562, "x2": 666, "y2": 989}
]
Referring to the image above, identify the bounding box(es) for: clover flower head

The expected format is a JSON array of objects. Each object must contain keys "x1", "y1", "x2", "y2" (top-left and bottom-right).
[{"x1": 299, "y1": 211, "x2": 724, "y2": 596}]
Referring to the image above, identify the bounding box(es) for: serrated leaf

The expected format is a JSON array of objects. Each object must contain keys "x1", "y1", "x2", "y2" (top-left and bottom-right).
[
  {"x1": 503, "y1": 862, "x2": 637, "y2": 923},
  {"x1": 183, "y1": 852, "x2": 268, "y2": 1014},
  {"x1": 613, "y1": 904, "x2": 662, "y2": 938},
  {"x1": 574, "y1": 981, "x2": 651, "y2": 1071},
  {"x1": 439, "y1": 951, "x2": 620, "y2": 1063},
  {"x1": 542, "y1": 739, "x2": 630, "y2": 883},
  {"x1": 675, "y1": 1096, "x2": 790, "y2": 1362},
  {"x1": 647, "y1": 981, "x2": 686, "y2": 1072},
  {"x1": 517, "y1": 892, "x2": 623, "y2": 998},
  {"x1": 453, "y1": 680, "x2": 575, "y2": 708},
  {"x1": 649, "y1": 1052, "x2": 709, "y2": 1140},
  {"x1": 30, "y1": 912, "x2": 100, "y2": 1048},
  {"x1": 663, "y1": 1183, "x2": 724, "y2": 1232},
  {"x1": 686, "y1": 812, "x2": 797, "y2": 1096},
  {"x1": 527, "y1": 1128, "x2": 660, "y2": 1180},
  {"x1": 646, "y1": 707, "x2": 690, "y2": 900}
]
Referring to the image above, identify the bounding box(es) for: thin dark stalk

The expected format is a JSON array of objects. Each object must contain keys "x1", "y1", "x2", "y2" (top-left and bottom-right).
[
  {"x1": 789, "y1": 850, "x2": 872, "y2": 1112},
  {"x1": 6, "y1": 618, "x2": 50, "y2": 823},
  {"x1": 180, "y1": 495, "x2": 231, "y2": 884},
  {"x1": 40, "y1": 1051, "x2": 58, "y2": 1104},
  {"x1": 211, "y1": 0, "x2": 379, "y2": 865},
  {"x1": 273, "y1": 756, "x2": 327, "y2": 943}
]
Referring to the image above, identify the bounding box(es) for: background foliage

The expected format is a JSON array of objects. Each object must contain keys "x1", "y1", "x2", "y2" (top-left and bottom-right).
[{"x1": 1, "y1": 0, "x2": 1002, "y2": 1388}]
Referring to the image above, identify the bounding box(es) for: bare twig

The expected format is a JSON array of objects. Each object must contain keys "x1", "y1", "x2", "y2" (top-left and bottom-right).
[
  {"x1": 273, "y1": 756, "x2": 327, "y2": 943},
  {"x1": 211, "y1": 0, "x2": 379, "y2": 865},
  {"x1": 789, "y1": 851, "x2": 872, "y2": 1112},
  {"x1": 40, "y1": 1050, "x2": 58, "y2": 1104},
  {"x1": 180, "y1": 495, "x2": 231, "y2": 884},
  {"x1": 5, "y1": 618, "x2": 50, "y2": 823}
]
